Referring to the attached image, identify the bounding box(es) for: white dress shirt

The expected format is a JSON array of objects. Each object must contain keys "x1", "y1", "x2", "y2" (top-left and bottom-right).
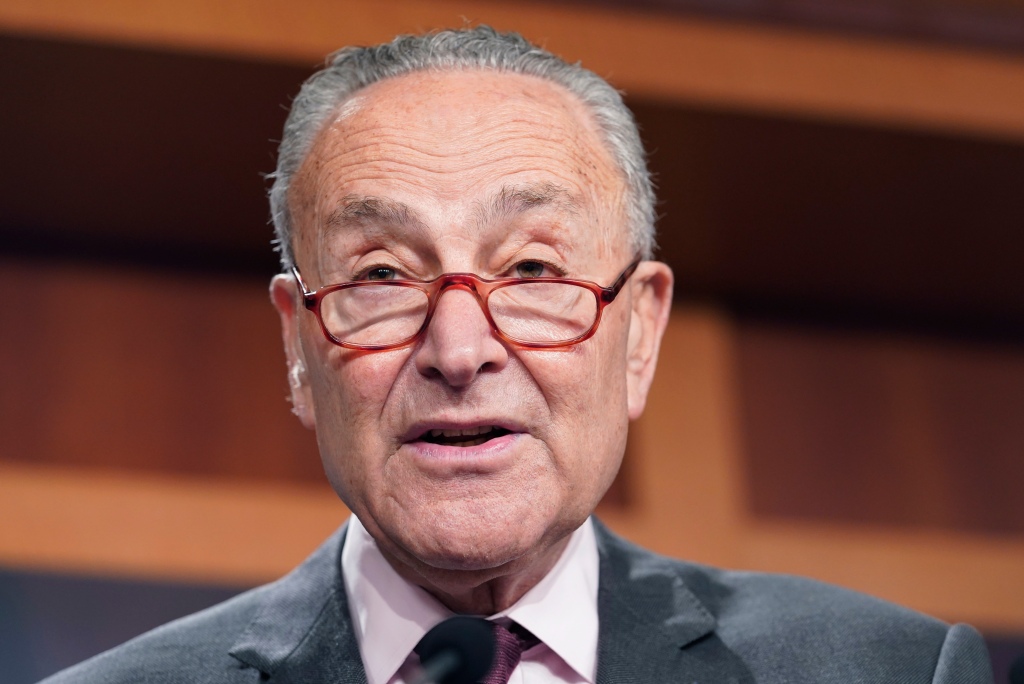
[{"x1": 341, "y1": 515, "x2": 600, "y2": 684}]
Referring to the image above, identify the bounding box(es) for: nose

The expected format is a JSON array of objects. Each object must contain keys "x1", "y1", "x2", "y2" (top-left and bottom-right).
[{"x1": 413, "y1": 285, "x2": 509, "y2": 387}]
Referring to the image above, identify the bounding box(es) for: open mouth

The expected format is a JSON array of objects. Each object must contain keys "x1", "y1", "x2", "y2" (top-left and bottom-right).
[{"x1": 419, "y1": 426, "x2": 512, "y2": 448}]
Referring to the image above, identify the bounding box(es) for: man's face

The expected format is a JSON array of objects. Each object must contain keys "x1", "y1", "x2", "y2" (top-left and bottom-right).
[{"x1": 273, "y1": 70, "x2": 670, "y2": 580}]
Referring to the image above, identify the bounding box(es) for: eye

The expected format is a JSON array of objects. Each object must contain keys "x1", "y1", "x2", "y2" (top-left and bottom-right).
[
  {"x1": 513, "y1": 260, "x2": 550, "y2": 279},
  {"x1": 362, "y1": 266, "x2": 399, "y2": 281}
]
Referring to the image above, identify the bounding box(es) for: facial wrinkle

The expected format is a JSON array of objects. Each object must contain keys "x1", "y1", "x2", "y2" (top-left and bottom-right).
[
  {"x1": 397, "y1": 347, "x2": 525, "y2": 415},
  {"x1": 464, "y1": 183, "x2": 582, "y2": 273},
  {"x1": 322, "y1": 194, "x2": 432, "y2": 244},
  {"x1": 314, "y1": 194, "x2": 438, "y2": 281},
  {"x1": 474, "y1": 182, "x2": 579, "y2": 228}
]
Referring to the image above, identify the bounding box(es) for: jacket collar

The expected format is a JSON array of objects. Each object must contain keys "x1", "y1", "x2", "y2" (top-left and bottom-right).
[
  {"x1": 228, "y1": 519, "x2": 749, "y2": 683},
  {"x1": 229, "y1": 524, "x2": 367, "y2": 684},
  {"x1": 593, "y1": 519, "x2": 753, "y2": 683}
]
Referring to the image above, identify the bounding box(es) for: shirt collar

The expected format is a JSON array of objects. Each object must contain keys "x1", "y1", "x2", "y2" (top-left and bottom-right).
[
  {"x1": 492, "y1": 517, "x2": 599, "y2": 682},
  {"x1": 341, "y1": 516, "x2": 600, "y2": 684}
]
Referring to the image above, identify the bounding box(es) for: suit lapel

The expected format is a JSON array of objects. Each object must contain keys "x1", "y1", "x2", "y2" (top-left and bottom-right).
[
  {"x1": 229, "y1": 524, "x2": 368, "y2": 684},
  {"x1": 594, "y1": 519, "x2": 755, "y2": 684},
  {"x1": 227, "y1": 518, "x2": 753, "y2": 684}
]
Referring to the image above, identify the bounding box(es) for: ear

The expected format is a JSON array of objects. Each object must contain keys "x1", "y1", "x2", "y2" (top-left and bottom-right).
[
  {"x1": 270, "y1": 273, "x2": 317, "y2": 430},
  {"x1": 625, "y1": 261, "x2": 674, "y2": 420}
]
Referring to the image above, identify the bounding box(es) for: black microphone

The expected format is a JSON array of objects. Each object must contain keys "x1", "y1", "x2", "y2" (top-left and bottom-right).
[
  {"x1": 1009, "y1": 652, "x2": 1024, "y2": 684},
  {"x1": 411, "y1": 616, "x2": 496, "y2": 684}
]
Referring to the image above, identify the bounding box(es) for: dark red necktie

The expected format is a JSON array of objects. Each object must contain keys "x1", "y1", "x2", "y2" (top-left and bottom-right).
[{"x1": 480, "y1": 621, "x2": 540, "y2": 684}]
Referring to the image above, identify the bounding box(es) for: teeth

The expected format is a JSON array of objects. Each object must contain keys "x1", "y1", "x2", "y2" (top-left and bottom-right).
[{"x1": 429, "y1": 426, "x2": 494, "y2": 438}]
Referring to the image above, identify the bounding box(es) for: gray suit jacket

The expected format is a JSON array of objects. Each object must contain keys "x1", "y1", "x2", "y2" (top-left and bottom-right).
[{"x1": 41, "y1": 519, "x2": 993, "y2": 683}]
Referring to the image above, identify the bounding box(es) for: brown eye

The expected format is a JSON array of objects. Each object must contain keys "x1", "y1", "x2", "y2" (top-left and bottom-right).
[
  {"x1": 365, "y1": 267, "x2": 397, "y2": 281},
  {"x1": 515, "y1": 261, "x2": 546, "y2": 278}
]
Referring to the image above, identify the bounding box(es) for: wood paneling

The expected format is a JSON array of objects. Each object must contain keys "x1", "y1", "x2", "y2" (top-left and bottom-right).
[
  {"x1": 0, "y1": 260, "x2": 323, "y2": 482},
  {"x1": 737, "y1": 323, "x2": 1024, "y2": 534},
  {"x1": 0, "y1": 462, "x2": 344, "y2": 585},
  {"x1": 634, "y1": 101, "x2": 1024, "y2": 334},
  {"x1": 0, "y1": 1, "x2": 1022, "y2": 636},
  {"x1": 603, "y1": 307, "x2": 747, "y2": 567},
  {"x1": 744, "y1": 520, "x2": 1024, "y2": 631},
  {"x1": 4, "y1": 34, "x2": 1023, "y2": 337},
  {"x1": 1, "y1": 0, "x2": 1023, "y2": 142},
  {"x1": 0, "y1": 308, "x2": 743, "y2": 581},
  {"x1": 0, "y1": 33, "x2": 302, "y2": 273},
  {"x1": 0, "y1": 259, "x2": 635, "y2": 501},
  {"x1": 4, "y1": 309, "x2": 1024, "y2": 631}
]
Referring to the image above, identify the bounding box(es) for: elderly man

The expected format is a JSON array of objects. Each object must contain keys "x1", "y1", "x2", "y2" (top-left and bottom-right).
[{"x1": 44, "y1": 26, "x2": 992, "y2": 684}]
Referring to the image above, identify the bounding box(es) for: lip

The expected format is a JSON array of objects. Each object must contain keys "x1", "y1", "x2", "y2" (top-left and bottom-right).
[
  {"x1": 400, "y1": 419, "x2": 529, "y2": 474},
  {"x1": 400, "y1": 418, "x2": 528, "y2": 444}
]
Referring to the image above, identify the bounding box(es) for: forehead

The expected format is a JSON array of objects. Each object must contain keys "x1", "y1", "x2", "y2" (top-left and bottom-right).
[{"x1": 289, "y1": 69, "x2": 630, "y2": 267}]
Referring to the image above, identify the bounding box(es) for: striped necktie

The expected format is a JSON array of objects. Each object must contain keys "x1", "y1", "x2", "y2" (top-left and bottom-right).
[{"x1": 480, "y1": 621, "x2": 540, "y2": 684}]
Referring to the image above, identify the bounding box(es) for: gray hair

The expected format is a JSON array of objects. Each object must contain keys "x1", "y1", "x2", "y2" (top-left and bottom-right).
[{"x1": 268, "y1": 25, "x2": 656, "y2": 269}]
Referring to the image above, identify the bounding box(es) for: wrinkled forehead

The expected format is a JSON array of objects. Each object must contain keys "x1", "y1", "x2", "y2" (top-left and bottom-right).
[{"x1": 287, "y1": 70, "x2": 632, "y2": 269}]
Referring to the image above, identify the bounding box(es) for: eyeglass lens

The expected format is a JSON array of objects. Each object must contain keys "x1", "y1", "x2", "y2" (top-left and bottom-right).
[{"x1": 319, "y1": 281, "x2": 598, "y2": 347}]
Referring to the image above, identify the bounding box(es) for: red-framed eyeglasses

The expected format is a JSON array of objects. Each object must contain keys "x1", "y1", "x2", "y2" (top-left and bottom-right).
[{"x1": 291, "y1": 259, "x2": 641, "y2": 351}]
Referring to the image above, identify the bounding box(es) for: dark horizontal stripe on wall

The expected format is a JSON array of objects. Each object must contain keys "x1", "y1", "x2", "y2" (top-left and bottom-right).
[
  {"x1": 3, "y1": 225, "x2": 281, "y2": 280},
  {"x1": 0, "y1": 32, "x2": 311, "y2": 269},
  {"x1": 983, "y1": 635, "x2": 1024, "y2": 684},
  {"x1": 3, "y1": 33, "x2": 1024, "y2": 346},
  {"x1": 631, "y1": 98, "x2": 1024, "y2": 348},
  {"x1": 713, "y1": 292, "x2": 1024, "y2": 348},
  {"x1": 0, "y1": 566, "x2": 247, "y2": 684}
]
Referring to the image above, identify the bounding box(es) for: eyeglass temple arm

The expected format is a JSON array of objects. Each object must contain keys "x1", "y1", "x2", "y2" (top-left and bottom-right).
[
  {"x1": 601, "y1": 258, "x2": 642, "y2": 302},
  {"x1": 290, "y1": 266, "x2": 313, "y2": 297}
]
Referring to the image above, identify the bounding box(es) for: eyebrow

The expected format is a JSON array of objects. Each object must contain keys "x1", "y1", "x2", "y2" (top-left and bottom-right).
[
  {"x1": 323, "y1": 182, "x2": 580, "y2": 240},
  {"x1": 325, "y1": 195, "x2": 420, "y2": 234},
  {"x1": 476, "y1": 182, "x2": 581, "y2": 228}
]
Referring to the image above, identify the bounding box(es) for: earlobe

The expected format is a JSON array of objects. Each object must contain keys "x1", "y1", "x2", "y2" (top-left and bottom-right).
[
  {"x1": 270, "y1": 274, "x2": 317, "y2": 430},
  {"x1": 625, "y1": 262, "x2": 674, "y2": 420}
]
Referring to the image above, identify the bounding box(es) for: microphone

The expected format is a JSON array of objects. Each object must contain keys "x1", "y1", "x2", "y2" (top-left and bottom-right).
[{"x1": 411, "y1": 616, "x2": 496, "y2": 684}]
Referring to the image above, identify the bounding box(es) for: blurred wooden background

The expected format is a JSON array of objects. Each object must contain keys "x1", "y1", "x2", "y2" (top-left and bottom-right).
[{"x1": 0, "y1": 0, "x2": 1022, "y2": 679}]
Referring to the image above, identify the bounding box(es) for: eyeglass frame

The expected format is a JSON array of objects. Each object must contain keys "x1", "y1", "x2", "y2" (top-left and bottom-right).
[{"x1": 290, "y1": 258, "x2": 642, "y2": 352}]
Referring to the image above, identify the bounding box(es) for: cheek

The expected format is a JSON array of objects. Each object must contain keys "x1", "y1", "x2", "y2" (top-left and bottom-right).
[
  {"x1": 523, "y1": 318, "x2": 630, "y2": 473},
  {"x1": 309, "y1": 338, "x2": 407, "y2": 412},
  {"x1": 304, "y1": 343, "x2": 410, "y2": 481}
]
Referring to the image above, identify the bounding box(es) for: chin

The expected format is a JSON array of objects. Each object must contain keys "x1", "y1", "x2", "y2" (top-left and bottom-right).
[
  {"x1": 415, "y1": 539, "x2": 525, "y2": 573},
  {"x1": 399, "y1": 499, "x2": 559, "y2": 573}
]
